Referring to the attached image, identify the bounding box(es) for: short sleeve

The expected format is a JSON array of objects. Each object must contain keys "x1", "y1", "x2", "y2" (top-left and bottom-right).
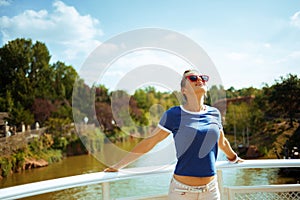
[
  {"x1": 158, "y1": 107, "x2": 181, "y2": 134},
  {"x1": 158, "y1": 111, "x2": 173, "y2": 133},
  {"x1": 216, "y1": 108, "x2": 223, "y2": 130}
]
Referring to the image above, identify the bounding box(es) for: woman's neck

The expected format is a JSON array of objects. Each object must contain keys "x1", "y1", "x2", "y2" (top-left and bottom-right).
[{"x1": 183, "y1": 97, "x2": 206, "y2": 112}]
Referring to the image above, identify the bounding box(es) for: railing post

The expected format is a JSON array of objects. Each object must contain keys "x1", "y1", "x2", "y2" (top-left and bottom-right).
[
  {"x1": 217, "y1": 169, "x2": 227, "y2": 200},
  {"x1": 102, "y1": 182, "x2": 110, "y2": 200}
]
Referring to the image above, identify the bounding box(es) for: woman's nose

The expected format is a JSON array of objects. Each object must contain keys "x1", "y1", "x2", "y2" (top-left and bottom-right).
[{"x1": 197, "y1": 76, "x2": 203, "y2": 82}]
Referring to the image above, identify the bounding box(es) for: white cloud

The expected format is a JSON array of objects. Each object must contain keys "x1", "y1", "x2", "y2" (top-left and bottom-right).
[
  {"x1": 0, "y1": 0, "x2": 10, "y2": 6},
  {"x1": 179, "y1": 23, "x2": 299, "y2": 90},
  {"x1": 290, "y1": 11, "x2": 300, "y2": 28},
  {"x1": 288, "y1": 51, "x2": 300, "y2": 59},
  {"x1": 263, "y1": 43, "x2": 271, "y2": 48},
  {"x1": 100, "y1": 50, "x2": 190, "y2": 91},
  {"x1": 273, "y1": 50, "x2": 300, "y2": 65},
  {"x1": 218, "y1": 47, "x2": 300, "y2": 89},
  {"x1": 0, "y1": 0, "x2": 103, "y2": 68},
  {"x1": 226, "y1": 52, "x2": 249, "y2": 61}
]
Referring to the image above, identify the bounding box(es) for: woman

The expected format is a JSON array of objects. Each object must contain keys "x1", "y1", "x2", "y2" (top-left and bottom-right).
[{"x1": 104, "y1": 69, "x2": 243, "y2": 199}]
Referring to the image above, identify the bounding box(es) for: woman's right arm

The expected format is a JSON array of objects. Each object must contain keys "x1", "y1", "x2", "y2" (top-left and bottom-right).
[{"x1": 104, "y1": 127, "x2": 170, "y2": 172}]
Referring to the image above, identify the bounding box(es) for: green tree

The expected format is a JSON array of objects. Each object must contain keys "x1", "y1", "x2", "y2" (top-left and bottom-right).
[
  {"x1": 0, "y1": 38, "x2": 79, "y2": 128},
  {"x1": 0, "y1": 91, "x2": 13, "y2": 112},
  {"x1": 133, "y1": 89, "x2": 149, "y2": 110},
  {"x1": 0, "y1": 38, "x2": 51, "y2": 108},
  {"x1": 268, "y1": 74, "x2": 300, "y2": 127},
  {"x1": 226, "y1": 87, "x2": 238, "y2": 99},
  {"x1": 72, "y1": 79, "x2": 94, "y2": 124},
  {"x1": 248, "y1": 95, "x2": 265, "y2": 134},
  {"x1": 9, "y1": 102, "x2": 34, "y2": 127},
  {"x1": 225, "y1": 102, "x2": 253, "y2": 148},
  {"x1": 208, "y1": 85, "x2": 226, "y2": 105},
  {"x1": 95, "y1": 84, "x2": 110, "y2": 103},
  {"x1": 51, "y1": 61, "x2": 78, "y2": 101}
]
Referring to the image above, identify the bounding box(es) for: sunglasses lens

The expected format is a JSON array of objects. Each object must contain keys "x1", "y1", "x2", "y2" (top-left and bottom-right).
[
  {"x1": 188, "y1": 75, "x2": 198, "y2": 82},
  {"x1": 200, "y1": 75, "x2": 209, "y2": 82}
]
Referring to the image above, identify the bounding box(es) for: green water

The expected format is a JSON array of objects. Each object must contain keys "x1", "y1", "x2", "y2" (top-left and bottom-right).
[{"x1": 1, "y1": 154, "x2": 172, "y2": 200}]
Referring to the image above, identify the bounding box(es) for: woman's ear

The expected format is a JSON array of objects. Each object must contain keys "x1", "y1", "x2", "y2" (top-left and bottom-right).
[
  {"x1": 181, "y1": 87, "x2": 186, "y2": 95},
  {"x1": 181, "y1": 87, "x2": 187, "y2": 104}
]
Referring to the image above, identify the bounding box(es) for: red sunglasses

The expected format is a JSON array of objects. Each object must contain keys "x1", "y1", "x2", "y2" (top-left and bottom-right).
[{"x1": 186, "y1": 75, "x2": 209, "y2": 82}]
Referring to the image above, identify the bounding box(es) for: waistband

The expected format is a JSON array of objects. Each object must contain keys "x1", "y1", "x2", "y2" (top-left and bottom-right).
[{"x1": 172, "y1": 176, "x2": 217, "y2": 193}]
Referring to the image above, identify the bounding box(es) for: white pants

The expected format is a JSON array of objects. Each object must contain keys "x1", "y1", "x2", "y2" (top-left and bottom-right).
[{"x1": 168, "y1": 176, "x2": 220, "y2": 200}]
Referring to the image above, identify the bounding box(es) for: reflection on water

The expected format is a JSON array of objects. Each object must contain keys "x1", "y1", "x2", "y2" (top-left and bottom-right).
[
  {"x1": 0, "y1": 137, "x2": 297, "y2": 200},
  {"x1": 222, "y1": 168, "x2": 295, "y2": 186},
  {"x1": 0, "y1": 154, "x2": 105, "y2": 189}
]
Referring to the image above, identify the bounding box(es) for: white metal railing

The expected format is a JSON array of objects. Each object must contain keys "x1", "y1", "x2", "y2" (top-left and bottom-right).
[
  {"x1": 0, "y1": 159, "x2": 299, "y2": 200},
  {"x1": 223, "y1": 184, "x2": 300, "y2": 200},
  {"x1": 216, "y1": 159, "x2": 300, "y2": 200}
]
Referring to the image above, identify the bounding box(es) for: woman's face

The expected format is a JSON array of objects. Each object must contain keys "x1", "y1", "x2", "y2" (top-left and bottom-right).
[{"x1": 182, "y1": 73, "x2": 208, "y2": 97}]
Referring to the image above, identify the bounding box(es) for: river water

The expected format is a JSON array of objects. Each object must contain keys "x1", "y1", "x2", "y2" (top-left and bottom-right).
[{"x1": 0, "y1": 136, "x2": 296, "y2": 200}]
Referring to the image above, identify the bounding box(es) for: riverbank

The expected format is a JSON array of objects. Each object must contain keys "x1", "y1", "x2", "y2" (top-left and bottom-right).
[
  {"x1": 0, "y1": 148, "x2": 62, "y2": 180},
  {"x1": 0, "y1": 131, "x2": 139, "y2": 180},
  {"x1": 0, "y1": 131, "x2": 88, "y2": 179}
]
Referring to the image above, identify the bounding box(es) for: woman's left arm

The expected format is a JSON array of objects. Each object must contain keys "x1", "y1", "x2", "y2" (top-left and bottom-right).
[{"x1": 218, "y1": 130, "x2": 244, "y2": 163}]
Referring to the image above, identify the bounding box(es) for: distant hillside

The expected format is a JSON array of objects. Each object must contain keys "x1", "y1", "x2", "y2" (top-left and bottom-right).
[{"x1": 230, "y1": 120, "x2": 300, "y2": 159}]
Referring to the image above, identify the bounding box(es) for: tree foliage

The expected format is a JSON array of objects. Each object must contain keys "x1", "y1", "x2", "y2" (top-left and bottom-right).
[
  {"x1": 268, "y1": 74, "x2": 300, "y2": 127},
  {"x1": 0, "y1": 39, "x2": 51, "y2": 108},
  {"x1": 224, "y1": 75, "x2": 300, "y2": 157},
  {"x1": 0, "y1": 38, "x2": 78, "y2": 126}
]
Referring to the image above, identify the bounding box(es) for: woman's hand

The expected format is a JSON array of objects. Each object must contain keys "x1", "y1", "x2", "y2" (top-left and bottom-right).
[
  {"x1": 103, "y1": 167, "x2": 118, "y2": 172},
  {"x1": 227, "y1": 154, "x2": 244, "y2": 164},
  {"x1": 236, "y1": 157, "x2": 244, "y2": 163}
]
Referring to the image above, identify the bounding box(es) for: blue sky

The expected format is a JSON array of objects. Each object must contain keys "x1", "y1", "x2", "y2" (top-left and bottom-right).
[{"x1": 1, "y1": 0, "x2": 300, "y2": 90}]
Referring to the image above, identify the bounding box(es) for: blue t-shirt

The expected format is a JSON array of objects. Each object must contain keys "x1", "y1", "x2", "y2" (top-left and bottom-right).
[{"x1": 158, "y1": 105, "x2": 222, "y2": 177}]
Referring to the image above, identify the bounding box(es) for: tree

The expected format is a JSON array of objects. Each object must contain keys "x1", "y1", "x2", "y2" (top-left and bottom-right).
[
  {"x1": 0, "y1": 38, "x2": 51, "y2": 109},
  {"x1": 208, "y1": 85, "x2": 226, "y2": 105},
  {"x1": 31, "y1": 98, "x2": 55, "y2": 125},
  {"x1": 0, "y1": 38, "x2": 79, "y2": 127},
  {"x1": 95, "y1": 102, "x2": 115, "y2": 132},
  {"x1": 72, "y1": 79, "x2": 95, "y2": 125},
  {"x1": 51, "y1": 61, "x2": 78, "y2": 101},
  {"x1": 0, "y1": 91, "x2": 13, "y2": 112},
  {"x1": 133, "y1": 89, "x2": 149, "y2": 110},
  {"x1": 95, "y1": 84, "x2": 110, "y2": 103},
  {"x1": 9, "y1": 102, "x2": 34, "y2": 127},
  {"x1": 226, "y1": 86, "x2": 238, "y2": 99},
  {"x1": 225, "y1": 103, "x2": 248, "y2": 148},
  {"x1": 268, "y1": 74, "x2": 300, "y2": 127}
]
